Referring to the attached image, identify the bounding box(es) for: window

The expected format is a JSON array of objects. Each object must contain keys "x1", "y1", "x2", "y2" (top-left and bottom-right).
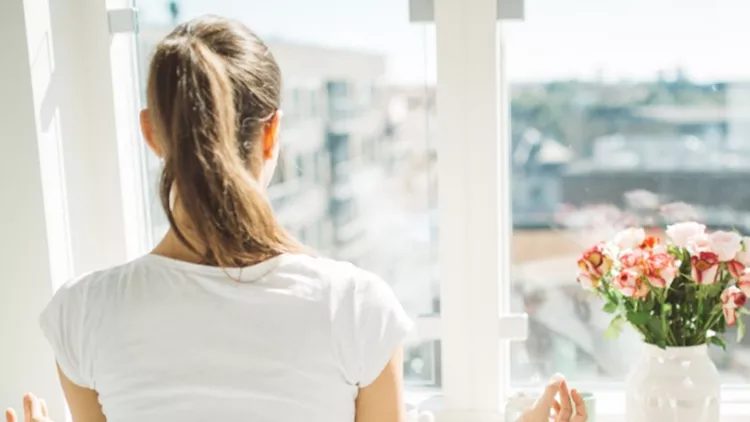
[
  {"x1": 134, "y1": 0, "x2": 437, "y2": 388},
  {"x1": 281, "y1": 86, "x2": 297, "y2": 125},
  {"x1": 292, "y1": 88, "x2": 303, "y2": 118},
  {"x1": 507, "y1": 0, "x2": 750, "y2": 407},
  {"x1": 327, "y1": 80, "x2": 350, "y2": 120},
  {"x1": 310, "y1": 88, "x2": 320, "y2": 118},
  {"x1": 24, "y1": 0, "x2": 750, "y2": 419},
  {"x1": 313, "y1": 150, "x2": 327, "y2": 183},
  {"x1": 294, "y1": 154, "x2": 305, "y2": 178},
  {"x1": 269, "y1": 153, "x2": 287, "y2": 186}
]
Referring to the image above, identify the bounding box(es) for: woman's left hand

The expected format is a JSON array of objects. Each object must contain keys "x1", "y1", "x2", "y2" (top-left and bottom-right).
[
  {"x1": 520, "y1": 376, "x2": 587, "y2": 422},
  {"x1": 5, "y1": 393, "x2": 54, "y2": 422},
  {"x1": 550, "y1": 380, "x2": 587, "y2": 422}
]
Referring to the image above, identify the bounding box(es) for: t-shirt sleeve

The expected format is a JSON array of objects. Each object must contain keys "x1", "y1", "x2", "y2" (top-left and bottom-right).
[
  {"x1": 352, "y1": 272, "x2": 414, "y2": 387},
  {"x1": 39, "y1": 278, "x2": 92, "y2": 388}
]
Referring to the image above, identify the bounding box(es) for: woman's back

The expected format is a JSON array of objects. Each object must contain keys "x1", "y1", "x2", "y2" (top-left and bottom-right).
[
  {"x1": 33, "y1": 15, "x2": 413, "y2": 422},
  {"x1": 40, "y1": 254, "x2": 411, "y2": 422}
]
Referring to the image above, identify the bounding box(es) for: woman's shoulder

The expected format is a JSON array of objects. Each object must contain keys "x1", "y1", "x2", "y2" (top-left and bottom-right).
[
  {"x1": 52, "y1": 254, "x2": 390, "y2": 304},
  {"x1": 278, "y1": 254, "x2": 401, "y2": 316},
  {"x1": 278, "y1": 254, "x2": 385, "y2": 290},
  {"x1": 58, "y1": 260, "x2": 141, "y2": 297}
]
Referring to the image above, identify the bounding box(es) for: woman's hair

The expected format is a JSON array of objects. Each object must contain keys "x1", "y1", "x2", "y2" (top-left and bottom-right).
[{"x1": 146, "y1": 15, "x2": 301, "y2": 267}]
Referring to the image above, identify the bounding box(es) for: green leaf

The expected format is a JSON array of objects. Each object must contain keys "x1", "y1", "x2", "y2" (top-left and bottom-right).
[
  {"x1": 738, "y1": 317, "x2": 746, "y2": 343},
  {"x1": 602, "y1": 302, "x2": 618, "y2": 314},
  {"x1": 708, "y1": 335, "x2": 727, "y2": 351},
  {"x1": 739, "y1": 307, "x2": 750, "y2": 316},
  {"x1": 696, "y1": 287, "x2": 707, "y2": 301},
  {"x1": 679, "y1": 251, "x2": 692, "y2": 273},
  {"x1": 642, "y1": 299, "x2": 654, "y2": 311},
  {"x1": 646, "y1": 317, "x2": 664, "y2": 338},
  {"x1": 626, "y1": 310, "x2": 651, "y2": 326},
  {"x1": 604, "y1": 315, "x2": 626, "y2": 340},
  {"x1": 717, "y1": 318, "x2": 727, "y2": 333}
]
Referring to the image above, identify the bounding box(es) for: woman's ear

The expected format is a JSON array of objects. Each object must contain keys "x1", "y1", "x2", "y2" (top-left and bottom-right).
[
  {"x1": 140, "y1": 108, "x2": 163, "y2": 158},
  {"x1": 262, "y1": 110, "x2": 283, "y2": 160}
]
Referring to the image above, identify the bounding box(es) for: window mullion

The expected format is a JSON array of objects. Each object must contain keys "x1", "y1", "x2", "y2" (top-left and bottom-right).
[
  {"x1": 434, "y1": 0, "x2": 503, "y2": 419},
  {"x1": 57, "y1": 0, "x2": 144, "y2": 276}
]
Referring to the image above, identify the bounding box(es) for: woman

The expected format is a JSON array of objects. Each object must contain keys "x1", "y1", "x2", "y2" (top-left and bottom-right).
[{"x1": 5, "y1": 15, "x2": 586, "y2": 422}]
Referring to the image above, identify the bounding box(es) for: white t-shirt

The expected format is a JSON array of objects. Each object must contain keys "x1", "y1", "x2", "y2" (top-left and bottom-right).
[{"x1": 39, "y1": 253, "x2": 413, "y2": 422}]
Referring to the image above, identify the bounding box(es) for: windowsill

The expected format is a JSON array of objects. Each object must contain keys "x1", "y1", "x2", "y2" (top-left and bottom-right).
[
  {"x1": 591, "y1": 391, "x2": 750, "y2": 422},
  {"x1": 405, "y1": 387, "x2": 750, "y2": 422}
]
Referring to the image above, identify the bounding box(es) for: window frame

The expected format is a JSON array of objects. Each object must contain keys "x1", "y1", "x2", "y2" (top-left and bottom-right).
[{"x1": 428, "y1": 0, "x2": 505, "y2": 419}]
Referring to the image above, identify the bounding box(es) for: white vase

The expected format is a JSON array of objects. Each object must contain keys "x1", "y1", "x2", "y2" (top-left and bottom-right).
[{"x1": 626, "y1": 343, "x2": 720, "y2": 422}]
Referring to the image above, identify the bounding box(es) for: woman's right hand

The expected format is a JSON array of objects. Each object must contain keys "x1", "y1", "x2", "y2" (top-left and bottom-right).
[
  {"x1": 5, "y1": 393, "x2": 54, "y2": 422},
  {"x1": 520, "y1": 376, "x2": 587, "y2": 422}
]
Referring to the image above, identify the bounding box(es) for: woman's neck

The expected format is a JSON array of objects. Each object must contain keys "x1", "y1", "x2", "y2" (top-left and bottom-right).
[
  {"x1": 151, "y1": 228, "x2": 206, "y2": 264},
  {"x1": 150, "y1": 201, "x2": 293, "y2": 267},
  {"x1": 150, "y1": 202, "x2": 207, "y2": 264}
]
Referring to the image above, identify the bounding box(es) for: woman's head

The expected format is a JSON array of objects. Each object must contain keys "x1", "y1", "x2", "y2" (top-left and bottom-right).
[{"x1": 141, "y1": 15, "x2": 300, "y2": 266}]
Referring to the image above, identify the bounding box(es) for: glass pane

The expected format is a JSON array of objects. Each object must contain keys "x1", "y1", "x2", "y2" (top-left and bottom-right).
[
  {"x1": 508, "y1": 0, "x2": 750, "y2": 387},
  {"x1": 134, "y1": 0, "x2": 438, "y2": 386}
]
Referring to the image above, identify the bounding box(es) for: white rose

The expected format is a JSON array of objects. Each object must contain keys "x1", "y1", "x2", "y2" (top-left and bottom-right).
[
  {"x1": 687, "y1": 233, "x2": 712, "y2": 256},
  {"x1": 710, "y1": 231, "x2": 743, "y2": 262},
  {"x1": 666, "y1": 221, "x2": 706, "y2": 248},
  {"x1": 613, "y1": 227, "x2": 646, "y2": 250},
  {"x1": 735, "y1": 237, "x2": 750, "y2": 265}
]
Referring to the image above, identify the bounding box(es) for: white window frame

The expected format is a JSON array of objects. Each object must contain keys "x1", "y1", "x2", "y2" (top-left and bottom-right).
[
  {"x1": 1, "y1": 0, "x2": 144, "y2": 418},
  {"x1": 0, "y1": 0, "x2": 72, "y2": 416},
  {"x1": 6, "y1": 0, "x2": 750, "y2": 420},
  {"x1": 430, "y1": 0, "x2": 504, "y2": 420}
]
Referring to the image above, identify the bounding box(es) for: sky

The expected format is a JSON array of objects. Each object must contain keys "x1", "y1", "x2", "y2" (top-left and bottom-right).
[{"x1": 137, "y1": 0, "x2": 750, "y2": 85}]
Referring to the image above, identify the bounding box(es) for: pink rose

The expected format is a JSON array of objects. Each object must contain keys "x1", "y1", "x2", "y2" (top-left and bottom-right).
[
  {"x1": 651, "y1": 242, "x2": 669, "y2": 255},
  {"x1": 620, "y1": 249, "x2": 648, "y2": 271},
  {"x1": 735, "y1": 237, "x2": 750, "y2": 265},
  {"x1": 721, "y1": 286, "x2": 747, "y2": 326},
  {"x1": 691, "y1": 251, "x2": 720, "y2": 285},
  {"x1": 729, "y1": 237, "x2": 750, "y2": 278},
  {"x1": 577, "y1": 243, "x2": 613, "y2": 289},
  {"x1": 709, "y1": 231, "x2": 743, "y2": 262},
  {"x1": 576, "y1": 272, "x2": 595, "y2": 290},
  {"x1": 614, "y1": 269, "x2": 649, "y2": 299},
  {"x1": 686, "y1": 233, "x2": 713, "y2": 256},
  {"x1": 728, "y1": 261, "x2": 745, "y2": 279},
  {"x1": 646, "y1": 252, "x2": 679, "y2": 288},
  {"x1": 613, "y1": 227, "x2": 646, "y2": 250},
  {"x1": 738, "y1": 268, "x2": 750, "y2": 296},
  {"x1": 666, "y1": 221, "x2": 706, "y2": 248},
  {"x1": 640, "y1": 236, "x2": 661, "y2": 251}
]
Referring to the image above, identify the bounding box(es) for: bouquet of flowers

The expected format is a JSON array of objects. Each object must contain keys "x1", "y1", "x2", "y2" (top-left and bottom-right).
[{"x1": 576, "y1": 221, "x2": 750, "y2": 349}]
